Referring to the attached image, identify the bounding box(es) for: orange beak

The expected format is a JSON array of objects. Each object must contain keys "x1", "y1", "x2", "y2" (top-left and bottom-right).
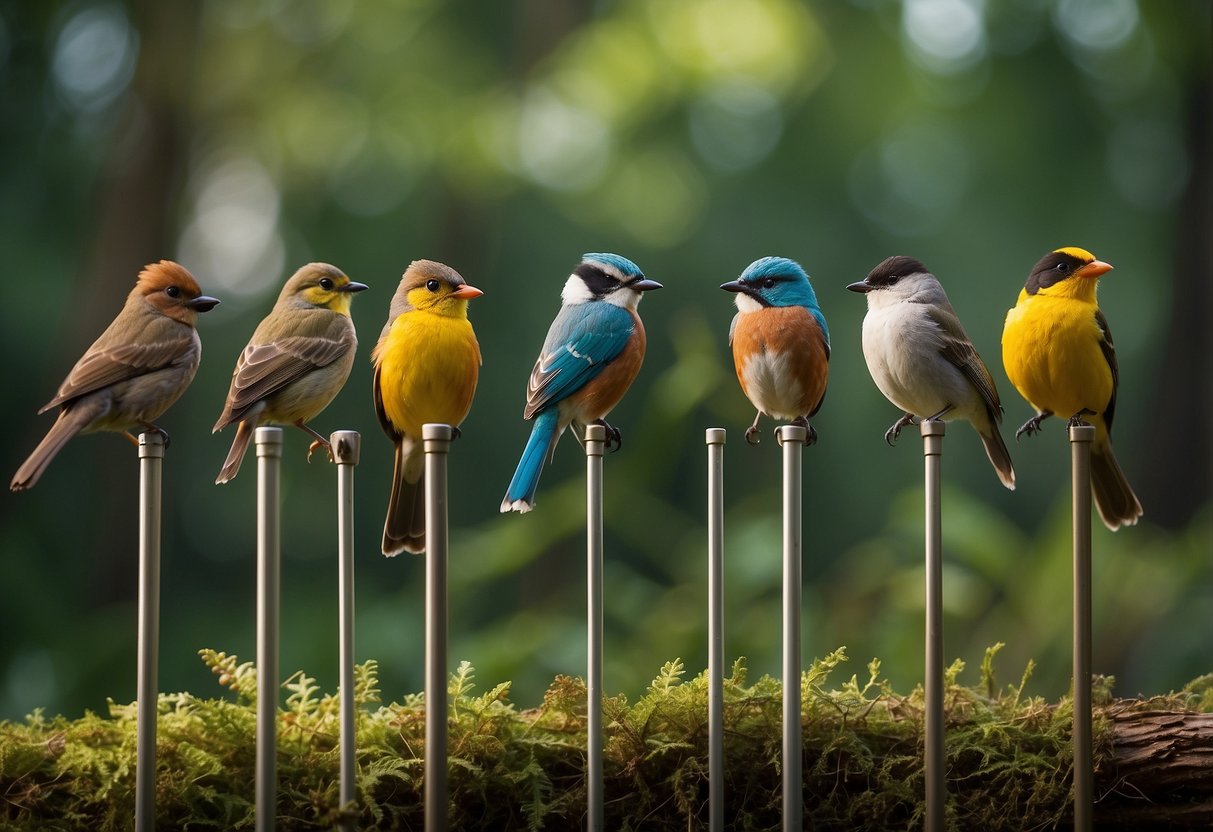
[
  {"x1": 1075, "y1": 260, "x2": 1113, "y2": 279},
  {"x1": 452, "y1": 284, "x2": 483, "y2": 300}
]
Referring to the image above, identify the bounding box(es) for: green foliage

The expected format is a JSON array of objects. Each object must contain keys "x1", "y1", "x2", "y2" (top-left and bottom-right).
[{"x1": 1, "y1": 647, "x2": 1208, "y2": 830}]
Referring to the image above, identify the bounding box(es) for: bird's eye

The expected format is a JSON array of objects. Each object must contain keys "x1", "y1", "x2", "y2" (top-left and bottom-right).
[
  {"x1": 762, "y1": 278, "x2": 777, "y2": 289},
  {"x1": 426, "y1": 279, "x2": 440, "y2": 292},
  {"x1": 165, "y1": 285, "x2": 181, "y2": 298},
  {"x1": 1055, "y1": 263, "x2": 1070, "y2": 273},
  {"x1": 319, "y1": 277, "x2": 335, "y2": 290}
]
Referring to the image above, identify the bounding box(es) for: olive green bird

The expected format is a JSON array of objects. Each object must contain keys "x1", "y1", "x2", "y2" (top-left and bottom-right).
[{"x1": 213, "y1": 262, "x2": 367, "y2": 484}]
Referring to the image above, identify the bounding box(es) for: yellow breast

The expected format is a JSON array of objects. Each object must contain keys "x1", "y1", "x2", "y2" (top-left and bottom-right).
[
  {"x1": 376, "y1": 310, "x2": 481, "y2": 439},
  {"x1": 1002, "y1": 291, "x2": 1112, "y2": 436}
]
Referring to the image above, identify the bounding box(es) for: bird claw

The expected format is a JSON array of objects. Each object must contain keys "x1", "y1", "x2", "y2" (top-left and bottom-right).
[
  {"x1": 1066, "y1": 409, "x2": 1095, "y2": 429},
  {"x1": 451, "y1": 426, "x2": 463, "y2": 441},
  {"x1": 138, "y1": 424, "x2": 171, "y2": 449},
  {"x1": 1015, "y1": 415, "x2": 1046, "y2": 442},
  {"x1": 884, "y1": 414, "x2": 914, "y2": 447},
  {"x1": 307, "y1": 438, "x2": 334, "y2": 463},
  {"x1": 596, "y1": 420, "x2": 622, "y2": 453},
  {"x1": 791, "y1": 417, "x2": 817, "y2": 446},
  {"x1": 745, "y1": 425, "x2": 761, "y2": 446}
]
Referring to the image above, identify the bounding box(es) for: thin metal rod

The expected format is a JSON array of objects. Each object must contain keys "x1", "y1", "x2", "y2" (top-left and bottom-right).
[
  {"x1": 921, "y1": 420, "x2": 946, "y2": 832},
  {"x1": 255, "y1": 426, "x2": 283, "y2": 832},
  {"x1": 775, "y1": 424, "x2": 805, "y2": 832},
  {"x1": 135, "y1": 432, "x2": 164, "y2": 832},
  {"x1": 332, "y1": 430, "x2": 361, "y2": 831},
  {"x1": 1070, "y1": 423, "x2": 1096, "y2": 832},
  {"x1": 706, "y1": 428, "x2": 726, "y2": 832},
  {"x1": 585, "y1": 423, "x2": 607, "y2": 832},
  {"x1": 423, "y1": 424, "x2": 453, "y2": 832}
]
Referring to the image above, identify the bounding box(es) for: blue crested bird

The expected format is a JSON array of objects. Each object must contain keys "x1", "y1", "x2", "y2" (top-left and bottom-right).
[
  {"x1": 500, "y1": 253, "x2": 662, "y2": 513},
  {"x1": 721, "y1": 256, "x2": 830, "y2": 445}
]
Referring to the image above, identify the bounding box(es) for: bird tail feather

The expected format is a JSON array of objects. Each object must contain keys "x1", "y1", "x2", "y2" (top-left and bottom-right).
[
  {"x1": 10, "y1": 403, "x2": 101, "y2": 491},
  {"x1": 979, "y1": 426, "x2": 1016, "y2": 491},
  {"x1": 383, "y1": 437, "x2": 425, "y2": 556},
  {"x1": 501, "y1": 409, "x2": 561, "y2": 513},
  {"x1": 1091, "y1": 443, "x2": 1143, "y2": 531},
  {"x1": 215, "y1": 421, "x2": 254, "y2": 484}
]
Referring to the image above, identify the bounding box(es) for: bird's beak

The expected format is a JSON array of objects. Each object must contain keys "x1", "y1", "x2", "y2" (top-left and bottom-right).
[
  {"x1": 845, "y1": 280, "x2": 874, "y2": 294},
  {"x1": 452, "y1": 284, "x2": 483, "y2": 300},
  {"x1": 634, "y1": 279, "x2": 663, "y2": 291},
  {"x1": 189, "y1": 296, "x2": 221, "y2": 312},
  {"x1": 1074, "y1": 260, "x2": 1113, "y2": 280},
  {"x1": 720, "y1": 280, "x2": 743, "y2": 293},
  {"x1": 340, "y1": 281, "x2": 370, "y2": 293}
]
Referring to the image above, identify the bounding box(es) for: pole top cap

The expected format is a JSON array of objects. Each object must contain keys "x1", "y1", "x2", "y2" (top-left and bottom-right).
[
  {"x1": 330, "y1": 430, "x2": 361, "y2": 465},
  {"x1": 705, "y1": 427, "x2": 726, "y2": 445}
]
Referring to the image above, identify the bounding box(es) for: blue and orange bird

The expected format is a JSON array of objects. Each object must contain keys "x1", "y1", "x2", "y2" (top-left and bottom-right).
[
  {"x1": 721, "y1": 257, "x2": 830, "y2": 445},
  {"x1": 373, "y1": 260, "x2": 482, "y2": 555},
  {"x1": 500, "y1": 253, "x2": 662, "y2": 513}
]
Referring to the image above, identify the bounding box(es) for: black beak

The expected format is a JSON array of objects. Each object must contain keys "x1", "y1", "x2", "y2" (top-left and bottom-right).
[
  {"x1": 189, "y1": 296, "x2": 221, "y2": 312},
  {"x1": 720, "y1": 280, "x2": 743, "y2": 293},
  {"x1": 845, "y1": 280, "x2": 874, "y2": 294},
  {"x1": 633, "y1": 279, "x2": 663, "y2": 291},
  {"x1": 341, "y1": 281, "x2": 369, "y2": 293}
]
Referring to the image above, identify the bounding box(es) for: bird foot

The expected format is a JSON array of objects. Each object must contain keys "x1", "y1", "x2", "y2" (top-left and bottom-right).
[
  {"x1": 745, "y1": 425, "x2": 761, "y2": 446},
  {"x1": 884, "y1": 413, "x2": 915, "y2": 447},
  {"x1": 136, "y1": 423, "x2": 171, "y2": 449},
  {"x1": 594, "y1": 420, "x2": 622, "y2": 453},
  {"x1": 451, "y1": 426, "x2": 463, "y2": 441},
  {"x1": 307, "y1": 438, "x2": 334, "y2": 463},
  {"x1": 1066, "y1": 409, "x2": 1095, "y2": 429},
  {"x1": 791, "y1": 416, "x2": 818, "y2": 446},
  {"x1": 1015, "y1": 413, "x2": 1049, "y2": 442}
]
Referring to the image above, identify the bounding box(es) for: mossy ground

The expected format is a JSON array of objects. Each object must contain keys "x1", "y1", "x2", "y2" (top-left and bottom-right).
[{"x1": 2, "y1": 645, "x2": 1209, "y2": 831}]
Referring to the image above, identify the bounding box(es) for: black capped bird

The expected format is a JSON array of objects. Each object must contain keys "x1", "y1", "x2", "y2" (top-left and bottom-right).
[
  {"x1": 848, "y1": 255, "x2": 1015, "y2": 490},
  {"x1": 1002, "y1": 246, "x2": 1142, "y2": 530}
]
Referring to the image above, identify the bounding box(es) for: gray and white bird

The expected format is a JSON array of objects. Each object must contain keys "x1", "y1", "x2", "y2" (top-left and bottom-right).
[{"x1": 847, "y1": 255, "x2": 1015, "y2": 490}]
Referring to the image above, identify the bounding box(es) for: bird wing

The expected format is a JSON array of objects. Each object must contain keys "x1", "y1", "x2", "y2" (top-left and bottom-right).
[
  {"x1": 1094, "y1": 307, "x2": 1119, "y2": 431},
  {"x1": 523, "y1": 302, "x2": 633, "y2": 420},
  {"x1": 41, "y1": 319, "x2": 195, "y2": 412},
  {"x1": 221, "y1": 327, "x2": 353, "y2": 424},
  {"x1": 926, "y1": 304, "x2": 1002, "y2": 420},
  {"x1": 372, "y1": 360, "x2": 398, "y2": 442}
]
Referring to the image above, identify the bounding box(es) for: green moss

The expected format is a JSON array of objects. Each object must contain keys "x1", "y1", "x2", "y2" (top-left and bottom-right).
[{"x1": 0, "y1": 645, "x2": 1205, "y2": 830}]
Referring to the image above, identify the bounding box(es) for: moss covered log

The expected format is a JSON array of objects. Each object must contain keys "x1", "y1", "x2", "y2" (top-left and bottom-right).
[{"x1": 1, "y1": 645, "x2": 1210, "y2": 831}]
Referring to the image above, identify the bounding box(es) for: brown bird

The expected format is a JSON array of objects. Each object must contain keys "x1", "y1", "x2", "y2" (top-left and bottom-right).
[
  {"x1": 213, "y1": 262, "x2": 367, "y2": 484},
  {"x1": 11, "y1": 260, "x2": 219, "y2": 491},
  {"x1": 372, "y1": 260, "x2": 482, "y2": 555}
]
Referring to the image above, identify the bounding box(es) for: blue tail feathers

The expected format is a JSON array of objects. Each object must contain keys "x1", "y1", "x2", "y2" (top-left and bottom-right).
[{"x1": 501, "y1": 409, "x2": 560, "y2": 513}]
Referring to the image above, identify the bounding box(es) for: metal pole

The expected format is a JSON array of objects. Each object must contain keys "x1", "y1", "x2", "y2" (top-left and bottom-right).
[
  {"x1": 1070, "y1": 423, "x2": 1095, "y2": 832},
  {"x1": 135, "y1": 431, "x2": 164, "y2": 832},
  {"x1": 585, "y1": 423, "x2": 607, "y2": 832},
  {"x1": 706, "y1": 428, "x2": 726, "y2": 832},
  {"x1": 775, "y1": 424, "x2": 805, "y2": 832},
  {"x1": 921, "y1": 421, "x2": 946, "y2": 832},
  {"x1": 332, "y1": 430, "x2": 361, "y2": 831},
  {"x1": 255, "y1": 426, "x2": 283, "y2": 832},
  {"x1": 423, "y1": 424, "x2": 453, "y2": 832}
]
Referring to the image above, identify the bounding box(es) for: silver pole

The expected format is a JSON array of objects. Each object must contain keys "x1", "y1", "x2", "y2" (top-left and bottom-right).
[
  {"x1": 585, "y1": 423, "x2": 607, "y2": 832},
  {"x1": 706, "y1": 428, "x2": 726, "y2": 832},
  {"x1": 1070, "y1": 423, "x2": 1095, "y2": 832},
  {"x1": 775, "y1": 424, "x2": 805, "y2": 832},
  {"x1": 921, "y1": 421, "x2": 946, "y2": 832},
  {"x1": 332, "y1": 430, "x2": 361, "y2": 831},
  {"x1": 423, "y1": 424, "x2": 453, "y2": 832},
  {"x1": 255, "y1": 426, "x2": 283, "y2": 832},
  {"x1": 135, "y1": 431, "x2": 164, "y2": 832}
]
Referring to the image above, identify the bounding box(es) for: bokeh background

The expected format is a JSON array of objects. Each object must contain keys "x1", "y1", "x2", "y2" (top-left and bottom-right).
[{"x1": 1, "y1": 0, "x2": 1209, "y2": 721}]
